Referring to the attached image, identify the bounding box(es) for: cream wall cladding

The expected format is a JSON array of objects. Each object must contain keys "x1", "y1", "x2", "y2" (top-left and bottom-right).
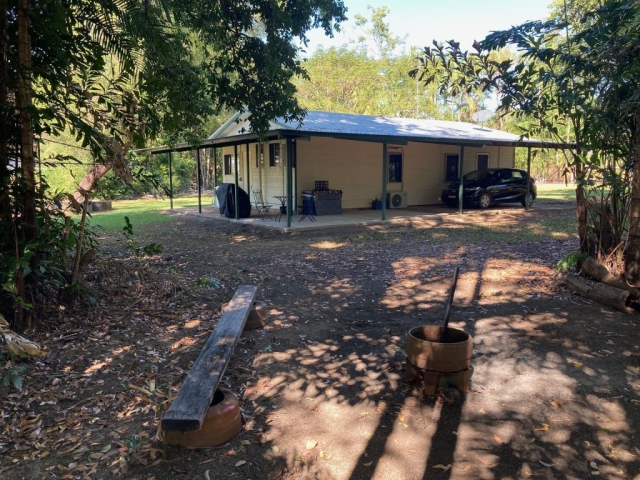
[
  {"x1": 296, "y1": 137, "x2": 383, "y2": 209},
  {"x1": 297, "y1": 138, "x2": 516, "y2": 208}
]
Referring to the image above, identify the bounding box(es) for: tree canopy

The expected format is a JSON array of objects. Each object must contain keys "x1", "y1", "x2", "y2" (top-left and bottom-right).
[
  {"x1": 413, "y1": 0, "x2": 640, "y2": 282},
  {"x1": 0, "y1": 0, "x2": 347, "y2": 327}
]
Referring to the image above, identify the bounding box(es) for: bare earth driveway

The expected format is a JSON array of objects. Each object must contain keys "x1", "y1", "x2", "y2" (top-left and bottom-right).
[{"x1": 1, "y1": 203, "x2": 639, "y2": 480}]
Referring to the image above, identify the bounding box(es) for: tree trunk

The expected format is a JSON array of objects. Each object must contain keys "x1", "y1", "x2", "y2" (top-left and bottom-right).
[
  {"x1": 17, "y1": 0, "x2": 35, "y2": 243},
  {"x1": 73, "y1": 163, "x2": 112, "y2": 205},
  {"x1": 575, "y1": 156, "x2": 590, "y2": 255},
  {"x1": 13, "y1": 0, "x2": 34, "y2": 329},
  {"x1": 0, "y1": 1, "x2": 10, "y2": 248},
  {"x1": 561, "y1": 274, "x2": 631, "y2": 313},
  {"x1": 73, "y1": 133, "x2": 133, "y2": 204},
  {"x1": 624, "y1": 106, "x2": 640, "y2": 286},
  {"x1": 581, "y1": 256, "x2": 640, "y2": 299}
]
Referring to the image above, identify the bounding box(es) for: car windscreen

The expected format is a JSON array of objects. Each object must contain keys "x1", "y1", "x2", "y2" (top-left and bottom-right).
[{"x1": 463, "y1": 170, "x2": 495, "y2": 182}]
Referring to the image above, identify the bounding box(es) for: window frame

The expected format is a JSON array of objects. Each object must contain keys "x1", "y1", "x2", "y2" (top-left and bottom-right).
[
  {"x1": 388, "y1": 152, "x2": 403, "y2": 183},
  {"x1": 269, "y1": 143, "x2": 280, "y2": 167},
  {"x1": 223, "y1": 154, "x2": 233, "y2": 175},
  {"x1": 477, "y1": 153, "x2": 489, "y2": 170},
  {"x1": 445, "y1": 153, "x2": 459, "y2": 182},
  {"x1": 255, "y1": 144, "x2": 263, "y2": 168}
]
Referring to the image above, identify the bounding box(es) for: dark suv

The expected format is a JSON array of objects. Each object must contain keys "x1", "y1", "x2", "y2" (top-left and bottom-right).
[{"x1": 441, "y1": 168, "x2": 536, "y2": 209}]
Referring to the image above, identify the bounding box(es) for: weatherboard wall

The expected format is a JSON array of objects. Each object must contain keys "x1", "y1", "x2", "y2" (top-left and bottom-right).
[
  {"x1": 296, "y1": 137, "x2": 515, "y2": 208},
  {"x1": 219, "y1": 137, "x2": 516, "y2": 209}
]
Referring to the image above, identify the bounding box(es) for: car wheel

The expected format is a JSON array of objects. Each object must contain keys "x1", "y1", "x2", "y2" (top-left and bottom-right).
[
  {"x1": 521, "y1": 192, "x2": 534, "y2": 207},
  {"x1": 478, "y1": 193, "x2": 492, "y2": 209}
]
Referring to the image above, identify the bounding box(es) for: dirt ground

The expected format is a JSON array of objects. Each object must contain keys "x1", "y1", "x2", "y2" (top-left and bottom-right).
[{"x1": 1, "y1": 205, "x2": 639, "y2": 480}]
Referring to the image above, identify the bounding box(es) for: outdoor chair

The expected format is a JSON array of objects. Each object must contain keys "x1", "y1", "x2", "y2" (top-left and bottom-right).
[{"x1": 252, "y1": 189, "x2": 274, "y2": 221}]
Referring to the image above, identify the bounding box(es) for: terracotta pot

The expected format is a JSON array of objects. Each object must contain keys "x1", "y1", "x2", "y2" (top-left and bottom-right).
[
  {"x1": 245, "y1": 300, "x2": 268, "y2": 330},
  {"x1": 161, "y1": 388, "x2": 241, "y2": 448},
  {"x1": 221, "y1": 300, "x2": 268, "y2": 330},
  {"x1": 406, "y1": 326, "x2": 472, "y2": 373}
]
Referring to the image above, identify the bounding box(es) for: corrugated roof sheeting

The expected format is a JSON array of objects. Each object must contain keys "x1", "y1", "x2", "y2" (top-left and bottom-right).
[{"x1": 136, "y1": 110, "x2": 572, "y2": 154}]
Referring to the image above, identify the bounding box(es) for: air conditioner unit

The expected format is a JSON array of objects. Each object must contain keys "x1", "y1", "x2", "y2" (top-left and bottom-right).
[{"x1": 387, "y1": 191, "x2": 408, "y2": 209}]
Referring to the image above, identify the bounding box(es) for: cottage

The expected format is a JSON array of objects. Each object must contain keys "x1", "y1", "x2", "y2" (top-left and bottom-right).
[{"x1": 143, "y1": 110, "x2": 556, "y2": 226}]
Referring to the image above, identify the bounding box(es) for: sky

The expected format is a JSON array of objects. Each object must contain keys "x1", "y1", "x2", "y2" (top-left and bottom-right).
[{"x1": 302, "y1": 0, "x2": 554, "y2": 56}]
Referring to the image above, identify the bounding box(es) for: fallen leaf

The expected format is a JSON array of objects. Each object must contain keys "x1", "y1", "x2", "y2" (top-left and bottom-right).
[
  {"x1": 203, "y1": 469, "x2": 210, "y2": 480},
  {"x1": 240, "y1": 440, "x2": 251, "y2": 446},
  {"x1": 223, "y1": 449, "x2": 236, "y2": 457},
  {"x1": 478, "y1": 408, "x2": 485, "y2": 414},
  {"x1": 539, "y1": 460, "x2": 554, "y2": 467},
  {"x1": 433, "y1": 464, "x2": 452, "y2": 471},
  {"x1": 569, "y1": 361, "x2": 583, "y2": 368},
  {"x1": 271, "y1": 446, "x2": 280, "y2": 453},
  {"x1": 550, "y1": 400, "x2": 562, "y2": 408},
  {"x1": 305, "y1": 440, "x2": 317, "y2": 450},
  {"x1": 533, "y1": 423, "x2": 550, "y2": 432},
  {"x1": 590, "y1": 461, "x2": 599, "y2": 470},
  {"x1": 363, "y1": 461, "x2": 373, "y2": 467},
  {"x1": 234, "y1": 460, "x2": 246, "y2": 467},
  {"x1": 493, "y1": 434, "x2": 503, "y2": 444},
  {"x1": 319, "y1": 451, "x2": 333, "y2": 460}
]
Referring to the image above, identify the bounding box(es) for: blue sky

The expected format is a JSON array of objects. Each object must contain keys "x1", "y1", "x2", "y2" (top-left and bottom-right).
[{"x1": 303, "y1": 0, "x2": 554, "y2": 55}]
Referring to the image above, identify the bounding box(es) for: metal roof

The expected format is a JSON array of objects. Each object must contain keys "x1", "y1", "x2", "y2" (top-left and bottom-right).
[
  {"x1": 137, "y1": 110, "x2": 573, "y2": 154},
  {"x1": 270, "y1": 110, "x2": 539, "y2": 146}
]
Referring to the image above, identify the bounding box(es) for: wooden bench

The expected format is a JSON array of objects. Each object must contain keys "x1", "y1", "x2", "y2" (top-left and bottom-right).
[{"x1": 162, "y1": 285, "x2": 258, "y2": 432}]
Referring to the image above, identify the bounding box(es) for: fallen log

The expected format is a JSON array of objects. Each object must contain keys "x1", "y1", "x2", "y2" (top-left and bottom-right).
[
  {"x1": 561, "y1": 274, "x2": 632, "y2": 313},
  {"x1": 581, "y1": 257, "x2": 640, "y2": 299}
]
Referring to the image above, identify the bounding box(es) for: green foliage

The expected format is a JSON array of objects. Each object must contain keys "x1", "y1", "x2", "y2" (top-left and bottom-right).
[
  {"x1": 0, "y1": 364, "x2": 26, "y2": 391},
  {"x1": 557, "y1": 252, "x2": 588, "y2": 273},
  {"x1": 297, "y1": 7, "x2": 469, "y2": 119},
  {"x1": 0, "y1": 180, "x2": 98, "y2": 325},
  {"x1": 413, "y1": 0, "x2": 640, "y2": 266},
  {"x1": 122, "y1": 216, "x2": 163, "y2": 258},
  {"x1": 197, "y1": 278, "x2": 222, "y2": 289},
  {"x1": 3, "y1": 0, "x2": 348, "y2": 326}
]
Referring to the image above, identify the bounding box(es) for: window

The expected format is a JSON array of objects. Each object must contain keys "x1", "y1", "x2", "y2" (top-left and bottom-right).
[
  {"x1": 512, "y1": 170, "x2": 523, "y2": 180},
  {"x1": 498, "y1": 169, "x2": 512, "y2": 181},
  {"x1": 388, "y1": 153, "x2": 403, "y2": 182},
  {"x1": 477, "y1": 153, "x2": 489, "y2": 170},
  {"x1": 445, "y1": 154, "x2": 459, "y2": 182},
  {"x1": 224, "y1": 154, "x2": 233, "y2": 175},
  {"x1": 269, "y1": 143, "x2": 280, "y2": 167},
  {"x1": 255, "y1": 144, "x2": 263, "y2": 168}
]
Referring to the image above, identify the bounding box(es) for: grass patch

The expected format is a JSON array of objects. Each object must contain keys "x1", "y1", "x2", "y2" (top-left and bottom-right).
[
  {"x1": 536, "y1": 183, "x2": 575, "y2": 203},
  {"x1": 89, "y1": 195, "x2": 202, "y2": 231}
]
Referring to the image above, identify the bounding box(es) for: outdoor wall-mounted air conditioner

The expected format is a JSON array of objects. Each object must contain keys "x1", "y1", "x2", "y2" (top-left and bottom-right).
[{"x1": 387, "y1": 191, "x2": 408, "y2": 209}]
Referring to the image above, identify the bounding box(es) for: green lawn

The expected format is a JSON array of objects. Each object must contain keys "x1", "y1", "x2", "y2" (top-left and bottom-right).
[
  {"x1": 89, "y1": 195, "x2": 204, "y2": 231},
  {"x1": 536, "y1": 182, "x2": 575, "y2": 202},
  {"x1": 89, "y1": 184, "x2": 575, "y2": 232}
]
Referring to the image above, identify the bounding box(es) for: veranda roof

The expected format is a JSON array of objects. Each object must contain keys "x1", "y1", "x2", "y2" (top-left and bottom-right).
[{"x1": 139, "y1": 110, "x2": 571, "y2": 154}]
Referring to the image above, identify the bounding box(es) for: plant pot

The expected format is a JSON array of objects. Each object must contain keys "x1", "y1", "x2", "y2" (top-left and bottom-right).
[
  {"x1": 161, "y1": 388, "x2": 241, "y2": 448},
  {"x1": 407, "y1": 326, "x2": 472, "y2": 372},
  {"x1": 221, "y1": 300, "x2": 268, "y2": 330},
  {"x1": 406, "y1": 325, "x2": 473, "y2": 395}
]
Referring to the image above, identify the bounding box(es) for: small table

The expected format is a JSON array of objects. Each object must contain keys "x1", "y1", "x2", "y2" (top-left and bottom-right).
[{"x1": 273, "y1": 196, "x2": 287, "y2": 222}]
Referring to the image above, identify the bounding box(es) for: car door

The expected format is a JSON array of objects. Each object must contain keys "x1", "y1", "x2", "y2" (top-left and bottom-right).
[
  {"x1": 510, "y1": 170, "x2": 527, "y2": 200},
  {"x1": 490, "y1": 169, "x2": 512, "y2": 201}
]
